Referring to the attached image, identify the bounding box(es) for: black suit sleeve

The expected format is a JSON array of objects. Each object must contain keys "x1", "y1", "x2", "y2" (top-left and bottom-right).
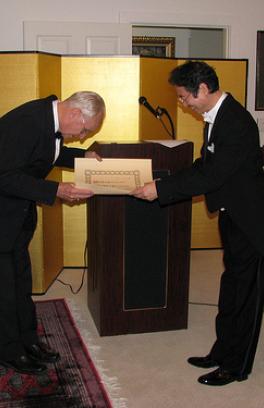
[
  {"x1": 54, "y1": 146, "x2": 86, "y2": 168},
  {"x1": 157, "y1": 107, "x2": 259, "y2": 206}
]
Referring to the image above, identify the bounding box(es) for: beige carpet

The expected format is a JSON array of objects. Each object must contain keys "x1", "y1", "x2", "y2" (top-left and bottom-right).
[{"x1": 35, "y1": 250, "x2": 264, "y2": 408}]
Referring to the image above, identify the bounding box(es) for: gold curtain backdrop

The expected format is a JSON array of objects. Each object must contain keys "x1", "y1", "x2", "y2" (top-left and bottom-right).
[{"x1": 0, "y1": 53, "x2": 247, "y2": 292}]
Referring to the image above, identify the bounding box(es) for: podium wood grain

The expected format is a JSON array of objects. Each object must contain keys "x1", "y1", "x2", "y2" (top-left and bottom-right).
[{"x1": 87, "y1": 141, "x2": 193, "y2": 335}]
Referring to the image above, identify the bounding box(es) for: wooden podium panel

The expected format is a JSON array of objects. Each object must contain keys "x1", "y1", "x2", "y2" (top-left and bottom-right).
[{"x1": 87, "y1": 141, "x2": 193, "y2": 336}]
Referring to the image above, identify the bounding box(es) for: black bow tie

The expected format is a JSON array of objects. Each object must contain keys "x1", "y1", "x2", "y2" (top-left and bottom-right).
[{"x1": 55, "y1": 131, "x2": 62, "y2": 139}]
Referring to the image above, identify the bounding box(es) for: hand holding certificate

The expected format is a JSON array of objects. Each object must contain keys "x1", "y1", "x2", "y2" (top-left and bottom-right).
[{"x1": 74, "y1": 158, "x2": 153, "y2": 195}]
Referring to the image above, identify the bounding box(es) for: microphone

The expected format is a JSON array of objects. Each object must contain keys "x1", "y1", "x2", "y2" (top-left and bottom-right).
[{"x1": 139, "y1": 96, "x2": 159, "y2": 118}]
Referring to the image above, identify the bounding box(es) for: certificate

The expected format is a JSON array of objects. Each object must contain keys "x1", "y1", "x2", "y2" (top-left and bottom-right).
[{"x1": 74, "y1": 158, "x2": 153, "y2": 194}]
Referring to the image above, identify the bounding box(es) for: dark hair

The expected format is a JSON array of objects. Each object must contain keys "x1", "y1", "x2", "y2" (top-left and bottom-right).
[{"x1": 168, "y1": 60, "x2": 219, "y2": 96}]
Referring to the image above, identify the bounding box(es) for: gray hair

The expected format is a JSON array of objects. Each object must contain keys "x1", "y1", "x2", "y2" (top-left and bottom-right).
[{"x1": 65, "y1": 91, "x2": 105, "y2": 118}]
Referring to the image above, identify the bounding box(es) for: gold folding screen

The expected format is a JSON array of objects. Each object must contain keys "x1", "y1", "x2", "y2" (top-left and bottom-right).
[
  {"x1": 0, "y1": 52, "x2": 247, "y2": 292},
  {"x1": 60, "y1": 56, "x2": 140, "y2": 266},
  {"x1": 0, "y1": 52, "x2": 63, "y2": 292}
]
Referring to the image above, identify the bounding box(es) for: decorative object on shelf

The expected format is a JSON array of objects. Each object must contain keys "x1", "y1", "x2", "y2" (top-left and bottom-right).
[
  {"x1": 255, "y1": 31, "x2": 264, "y2": 110},
  {"x1": 132, "y1": 36, "x2": 175, "y2": 58}
]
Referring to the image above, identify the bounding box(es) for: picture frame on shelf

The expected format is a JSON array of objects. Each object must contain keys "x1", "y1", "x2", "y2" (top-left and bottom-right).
[
  {"x1": 132, "y1": 36, "x2": 175, "y2": 58},
  {"x1": 255, "y1": 31, "x2": 264, "y2": 110}
]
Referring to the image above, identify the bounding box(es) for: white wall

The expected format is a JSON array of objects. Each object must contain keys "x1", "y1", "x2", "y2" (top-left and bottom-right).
[{"x1": 1, "y1": 0, "x2": 264, "y2": 141}]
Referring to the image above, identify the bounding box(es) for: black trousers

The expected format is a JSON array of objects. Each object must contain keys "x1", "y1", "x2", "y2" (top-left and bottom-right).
[
  {"x1": 210, "y1": 211, "x2": 264, "y2": 375},
  {"x1": 0, "y1": 205, "x2": 38, "y2": 360}
]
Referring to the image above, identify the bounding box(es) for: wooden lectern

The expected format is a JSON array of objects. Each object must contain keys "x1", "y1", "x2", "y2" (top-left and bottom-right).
[{"x1": 87, "y1": 141, "x2": 193, "y2": 336}]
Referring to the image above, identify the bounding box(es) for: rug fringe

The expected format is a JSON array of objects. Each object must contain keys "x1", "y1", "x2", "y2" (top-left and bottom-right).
[{"x1": 66, "y1": 299, "x2": 129, "y2": 408}]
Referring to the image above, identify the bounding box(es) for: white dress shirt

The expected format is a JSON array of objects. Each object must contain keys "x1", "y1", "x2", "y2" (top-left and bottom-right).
[
  {"x1": 203, "y1": 92, "x2": 227, "y2": 141},
  {"x1": 52, "y1": 100, "x2": 61, "y2": 163}
]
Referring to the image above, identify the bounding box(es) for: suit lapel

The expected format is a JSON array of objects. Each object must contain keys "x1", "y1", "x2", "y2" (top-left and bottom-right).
[
  {"x1": 209, "y1": 93, "x2": 233, "y2": 142},
  {"x1": 203, "y1": 122, "x2": 209, "y2": 161},
  {"x1": 43, "y1": 96, "x2": 61, "y2": 164}
]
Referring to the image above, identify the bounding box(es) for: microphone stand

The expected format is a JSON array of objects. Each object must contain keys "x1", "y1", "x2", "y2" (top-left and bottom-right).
[
  {"x1": 139, "y1": 96, "x2": 176, "y2": 140},
  {"x1": 156, "y1": 107, "x2": 176, "y2": 140}
]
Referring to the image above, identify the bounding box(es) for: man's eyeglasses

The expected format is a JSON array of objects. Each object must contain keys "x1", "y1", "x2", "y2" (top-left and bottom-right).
[
  {"x1": 80, "y1": 115, "x2": 91, "y2": 135},
  {"x1": 178, "y1": 92, "x2": 192, "y2": 104}
]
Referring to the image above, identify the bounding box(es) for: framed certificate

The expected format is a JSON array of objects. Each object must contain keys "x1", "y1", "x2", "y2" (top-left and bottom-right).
[{"x1": 74, "y1": 158, "x2": 153, "y2": 194}]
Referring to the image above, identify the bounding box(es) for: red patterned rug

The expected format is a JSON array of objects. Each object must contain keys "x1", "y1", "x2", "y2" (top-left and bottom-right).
[{"x1": 0, "y1": 299, "x2": 112, "y2": 408}]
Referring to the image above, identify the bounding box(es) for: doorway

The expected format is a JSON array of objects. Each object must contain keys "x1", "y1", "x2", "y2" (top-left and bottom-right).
[{"x1": 132, "y1": 25, "x2": 227, "y2": 59}]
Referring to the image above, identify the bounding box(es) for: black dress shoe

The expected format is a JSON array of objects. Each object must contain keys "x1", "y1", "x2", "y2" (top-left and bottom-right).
[
  {"x1": 188, "y1": 355, "x2": 218, "y2": 368},
  {"x1": 198, "y1": 368, "x2": 248, "y2": 386},
  {"x1": 0, "y1": 354, "x2": 47, "y2": 374},
  {"x1": 25, "y1": 342, "x2": 60, "y2": 364}
]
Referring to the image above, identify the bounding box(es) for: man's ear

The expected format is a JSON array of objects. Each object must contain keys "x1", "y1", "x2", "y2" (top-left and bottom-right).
[
  {"x1": 69, "y1": 107, "x2": 82, "y2": 120},
  {"x1": 199, "y1": 82, "x2": 210, "y2": 95}
]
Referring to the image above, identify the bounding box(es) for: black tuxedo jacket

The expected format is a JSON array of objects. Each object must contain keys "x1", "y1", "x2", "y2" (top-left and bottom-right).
[
  {"x1": 157, "y1": 94, "x2": 264, "y2": 255},
  {"x1": 0, "y1": 95, "x2": 85, "y2": 251}
]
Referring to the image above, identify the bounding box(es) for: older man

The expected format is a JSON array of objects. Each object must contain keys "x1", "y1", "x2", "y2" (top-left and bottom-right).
[{"x1": 0, "y1": 91, "x2": 105, "y2": 374}]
